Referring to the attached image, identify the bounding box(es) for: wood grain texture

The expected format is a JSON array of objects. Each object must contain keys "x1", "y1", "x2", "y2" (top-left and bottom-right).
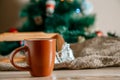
[
  {"x1": 0, "y1": 67, "x2": 120, "y2": 80},
  {"x1": 0, "y1": 32, "x2": 65, "y2": 51}
]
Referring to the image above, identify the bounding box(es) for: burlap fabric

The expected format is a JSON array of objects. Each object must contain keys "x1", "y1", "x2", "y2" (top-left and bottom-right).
[{"x1": 0, "y1": 36, "x2": 120, "y2": 71}]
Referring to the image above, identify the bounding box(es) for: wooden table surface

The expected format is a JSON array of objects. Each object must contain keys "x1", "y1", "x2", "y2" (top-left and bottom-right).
[{"x1": 0, "y1": 67, "x2": 120, "y2": 80}]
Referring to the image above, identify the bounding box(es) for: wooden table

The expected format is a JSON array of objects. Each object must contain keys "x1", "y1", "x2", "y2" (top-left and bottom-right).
[
  {"x1": 0, "y1": 67, "x2": 120, "y2": 80},
  {"x1": 0, "y1": 32, "x2": 65, "y2": 51}
]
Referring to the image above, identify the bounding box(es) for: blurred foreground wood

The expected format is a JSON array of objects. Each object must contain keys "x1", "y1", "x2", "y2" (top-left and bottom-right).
[{"x1": 0, "y1": 32, "x2": 65, "y2": 51}]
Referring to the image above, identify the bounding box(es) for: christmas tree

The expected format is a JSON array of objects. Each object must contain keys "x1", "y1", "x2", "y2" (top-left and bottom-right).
[
  {"x1": 19, "y1": 0, "x2": 96, "y2": 43},
  {"x1": 0, "y1": 0, "x2": 97, "y2": 55}
]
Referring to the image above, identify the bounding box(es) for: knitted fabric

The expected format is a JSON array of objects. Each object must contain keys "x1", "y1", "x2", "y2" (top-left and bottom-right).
[{"x1": 55, "y1": 36, "x2": 120, "y2": 69}]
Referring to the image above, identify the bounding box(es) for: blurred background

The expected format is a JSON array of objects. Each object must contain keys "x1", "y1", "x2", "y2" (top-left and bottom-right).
[{"x1": 0, "y1": 0, "x2": 120, "y2": 35}]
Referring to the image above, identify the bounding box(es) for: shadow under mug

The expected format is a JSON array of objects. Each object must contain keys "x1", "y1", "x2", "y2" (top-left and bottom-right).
[{"x1": 10, "y1": 38, "x2": 56, "y2": 77}]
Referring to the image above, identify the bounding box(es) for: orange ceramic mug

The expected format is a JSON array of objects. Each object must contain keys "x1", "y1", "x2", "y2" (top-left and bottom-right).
[{"x1": 10, "y1": 38, "x2": 56, "y2": 77}]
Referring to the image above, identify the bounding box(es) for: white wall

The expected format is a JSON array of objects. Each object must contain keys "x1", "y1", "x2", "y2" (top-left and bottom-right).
[{"x1": 91, "y1": 0, "x2": 120, "y2": 35}]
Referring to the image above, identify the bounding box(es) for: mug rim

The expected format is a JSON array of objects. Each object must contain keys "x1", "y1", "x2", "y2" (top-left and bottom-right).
[{"x1": 24, "y1": 38, "x2": 56, "y2": 41}]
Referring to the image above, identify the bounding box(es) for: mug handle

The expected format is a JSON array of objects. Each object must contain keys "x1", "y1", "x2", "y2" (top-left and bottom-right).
[{"x1": 10, "y1": 46, "x2": 31, "y2": 71}]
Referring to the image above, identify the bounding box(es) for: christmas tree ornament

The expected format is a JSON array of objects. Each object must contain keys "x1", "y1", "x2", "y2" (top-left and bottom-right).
[
  {"x1": 60, "y1": 0, "x2": 64, "y2": 2},
  {"x1": 75, "y1": 8, "x2": 81, "y2": 14},
  {"x1": 81, "y1": 0, "x2": 93, "y2": 15},
  {"x1": 9, "y1": 27, "x2": 18, "y2": 33},
  {"x1": 66, "y1": 0, "x2": 74, "y2": 3},
  {"x1": 34, "y1": 16, "x2": 43, "y2": 25},
  {"x1": 70, "y1": 10, "x2": 82, "y2": 20},
  {"x1": 46, "y1": 0, "x2": 56, "y2": 16},
  {"x1": 95, "y1": 31, "x2": 103, "y2": 37}
]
